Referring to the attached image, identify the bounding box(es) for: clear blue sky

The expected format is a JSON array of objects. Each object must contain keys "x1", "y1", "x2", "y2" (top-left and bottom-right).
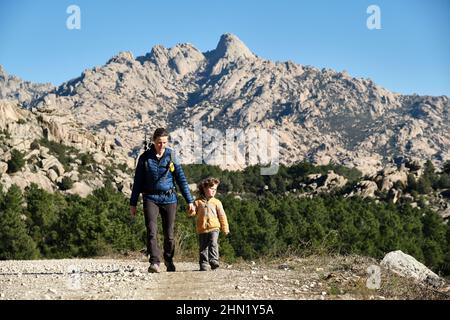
[{"x1": 1, "y1": 0, "x2": 449, "y2": 97}]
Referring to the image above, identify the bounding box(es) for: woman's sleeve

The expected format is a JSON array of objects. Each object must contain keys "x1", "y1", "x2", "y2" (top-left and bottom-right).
[{"x1": 129, "y1": 154, "x2": 145, "y2": 206}]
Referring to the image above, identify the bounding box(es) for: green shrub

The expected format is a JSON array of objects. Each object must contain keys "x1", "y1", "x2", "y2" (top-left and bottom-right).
[
  {"x1": 39, "y1": 138, "x2": 77, "y2": 171},
  {"x1": 30, "y1": 140, "x2": 40, "y2": 150},
  {"x1": 58, "y1": 177, "x2": 74, "y2": 191},
  {"x1": 80, "y1": 153, "x2": 95, "y2": 166},
  {"x1": 7, "y1": 149, "x2": 26, "y2": 173}
]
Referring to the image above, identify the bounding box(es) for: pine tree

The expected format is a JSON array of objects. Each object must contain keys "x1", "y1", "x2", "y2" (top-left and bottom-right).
[
  {"x1": 443, "y1": 161, "x2": 450, "y2": 175},
  {"x1": 7, "y1": 149, "x2": 26, "y2": 174},
  {"x1": 0, "y1": 185, "x2": 39, "y2": 259},
  {"x1": 24, "y1": 183, "x2": 64, "y2": 257},
  {"x1": 417, "y1": 177, "x2": 432, "y2": 194}
]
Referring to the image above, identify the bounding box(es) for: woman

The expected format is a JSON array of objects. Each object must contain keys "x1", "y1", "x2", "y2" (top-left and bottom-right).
[{"x1": 130, "y1": 128, "x2": 195, "y2": 273}]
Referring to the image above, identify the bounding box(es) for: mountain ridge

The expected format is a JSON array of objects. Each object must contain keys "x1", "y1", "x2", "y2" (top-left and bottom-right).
[{"x1": 1, "y1": 33, "x2": 449, "y2": 175}]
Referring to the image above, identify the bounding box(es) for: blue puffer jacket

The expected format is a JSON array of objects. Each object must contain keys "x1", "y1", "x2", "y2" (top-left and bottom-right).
[{"x1": 129, "y1": 146, "x2": 194, "y2": 206}]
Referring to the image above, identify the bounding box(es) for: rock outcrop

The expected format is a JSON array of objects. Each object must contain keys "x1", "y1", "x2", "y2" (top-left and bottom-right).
[
  {"x1": 381, "y1": 250, "x2": 444, "y2": 288},
  {"x1": 0, "y1": 100, "x2": 132, "y2": 197},
  {"x1": 16, "y1": 33, "x2": 448, "y2": 175},
  {"x1": 1, "y1": 34, "x2": 449, "y2": 203},
  {"x1": 0, "y1": 66, "x2": 53, "y2": 107}
]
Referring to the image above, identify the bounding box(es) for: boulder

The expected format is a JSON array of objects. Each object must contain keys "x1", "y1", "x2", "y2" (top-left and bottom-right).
[
  {"x1": 65, "y1": 182, "x2": 93, "y2": 198},
  {"x1": 381, "y1": 250, "x2": 444, "y2": 288},
  {"x1": 321, "y1": 171, "x2": 348, "y2": 190},
  {"x1": 67, "y1": 171, "x2": 80, "y2": 182},
  {"x1": 380, "y1": 170, "x2": 408, "y2": 192},
  {"x1": 39, "y1": 147, "x2": 51, "y2": 159},
  {"x1": 92, "y1": 152, "x2": 107, "y2": 165},
  {"x1": 0, "y1": 161, "x2": 7, "y2": 175},
  {"x1": 349, "y1": 180, "x2": 378, "y2": 198},
  {"x1": 10, "y1": 171, "x2": 54, "y2": 192},
  {"x1": 41, "y1": 156, "x2": 65, "y2": 176},
  {"x1": 307, "y1": 171, "x2": 347, "y2": 192},
  {"x1": 23, "y1": 149, "x2": 40, "y2": 161},
  {"x1": 47, "y1": 169, "x2": 59, "y2": 182},
  {"x1": 0, "y1": 174, "x2": 13, "y2": 192},
  {"x1": 307, "y1": 173, "x2": 322, "y2": 182},
  {"x1": 440, "y1": 207, "x2": 450, "y2": 219},
  {"x1": 117, "y1": 178, "x2": 132, "y2": 197}
]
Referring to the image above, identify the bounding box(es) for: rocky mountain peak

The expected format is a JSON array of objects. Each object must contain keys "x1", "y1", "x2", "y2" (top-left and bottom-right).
[
  {"x1": 4, "y1": 34, "x2": 450, "y2": 177},
  {"x1": 107, "y1": 51, "x2": 135, "y2": 65},
  {"x1": 0, "y1": 65, "x2": 54, "y2": 107},
  {"x1": 208, "y1": 33, "x2": 255, "y2": 62},
  {"x1": 142, "y1": 42, "x2": 206, "y2": 77}
]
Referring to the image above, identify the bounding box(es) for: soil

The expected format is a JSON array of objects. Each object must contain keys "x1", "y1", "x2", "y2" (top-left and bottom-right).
[{"x1": 0, "y1": 254, "x2": 448, "y2": 300}]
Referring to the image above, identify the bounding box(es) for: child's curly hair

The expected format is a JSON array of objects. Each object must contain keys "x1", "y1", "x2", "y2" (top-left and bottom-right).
[{"x1": 197, "y1": 177, "x2": 220, "y2": 198}]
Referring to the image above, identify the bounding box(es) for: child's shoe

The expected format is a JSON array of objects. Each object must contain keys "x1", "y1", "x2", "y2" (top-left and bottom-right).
[{"x1": 148, "y1": 264, "x2": 161, "y2": 273}]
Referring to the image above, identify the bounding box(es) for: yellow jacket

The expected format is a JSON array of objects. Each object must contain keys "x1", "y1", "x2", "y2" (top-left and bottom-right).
[{"x1": 189, "y1": 197, "x2": 229, "y2": 234}]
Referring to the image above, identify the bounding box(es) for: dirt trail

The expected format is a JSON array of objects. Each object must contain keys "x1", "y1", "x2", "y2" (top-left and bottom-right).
[{"x1": 0, "y1": 255, "x2": 448, "y2": 300}]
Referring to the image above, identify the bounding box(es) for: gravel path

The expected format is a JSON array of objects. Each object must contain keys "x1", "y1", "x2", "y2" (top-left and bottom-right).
[
  {"x1": 0, "y1": 257, "x2": 322, "y2": 300},
  {"x1": 0, "y1": 256, "x2": 448, "y2": 300}
]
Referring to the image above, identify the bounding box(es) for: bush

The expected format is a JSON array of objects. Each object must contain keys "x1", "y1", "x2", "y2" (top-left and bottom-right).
[
  {"x1": 443, "y1": 161, "x2": 450, "y2": 175},
  {"x1": 435, "y1": 174, "x2": 450, "y2": 189},
  {"x1": 58, "y1": 177, "x2": 74, "y2": 191},
  {"x1": 7, "y1": 149, "x2": 26, "y2": 173},
  {"x1": 30, "y1": 140, "x2": 40, "y2": 150},
  {"x1": 39, "y1": 138, "x2": 77, "y2": 171},
  {"x1": 80, "y1": 153, "x2": 95, "y2": 166},
  {"x1": 0, "y1": 129, "x2": 11, "y2": 140},
  {"x1": 417, "y1": 177, "x2": 433, "y2": 194}
]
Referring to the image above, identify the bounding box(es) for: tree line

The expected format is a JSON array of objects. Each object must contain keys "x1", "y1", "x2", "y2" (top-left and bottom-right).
[{"x1": 0, "y1": 162, "x2": 449, "y2": 276}]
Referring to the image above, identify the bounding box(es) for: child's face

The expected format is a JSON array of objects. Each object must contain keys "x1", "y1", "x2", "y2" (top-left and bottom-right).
[{"x1": 204, "y1": 183, "x2": 218, "y2": 198}]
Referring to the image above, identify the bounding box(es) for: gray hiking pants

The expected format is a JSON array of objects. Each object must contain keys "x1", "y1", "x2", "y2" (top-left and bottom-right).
[
  {"x1": 198, "y1": 230, "x2": 219, "y2": 269},
  {"x1": 143, "y1": 200, "x2": 177, "y2": 265}
]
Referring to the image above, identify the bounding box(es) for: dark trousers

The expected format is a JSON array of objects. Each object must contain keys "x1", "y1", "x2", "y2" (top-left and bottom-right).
[
  {"x1": 198, "y1": 230, "x2": 219, "y2": 269},
  {"x1": 143, "y1": 200, "x2": 177, "y2": 265}
]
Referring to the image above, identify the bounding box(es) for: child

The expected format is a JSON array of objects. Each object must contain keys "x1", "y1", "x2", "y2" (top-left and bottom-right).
[{"x1": 188, "y1": 177, "x2": 229, "y2": 271}]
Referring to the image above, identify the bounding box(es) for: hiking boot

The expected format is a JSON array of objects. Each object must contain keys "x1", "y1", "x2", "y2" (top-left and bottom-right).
[
  {"x1": 165, "y1": 260, "x2": 176, "y2": 272},
  {"x1": 148, "y1": 264, "x2": 161, "y2": 273},
  {"x1": 210, "y1": 261, "x2": 220, "y2": 270}
]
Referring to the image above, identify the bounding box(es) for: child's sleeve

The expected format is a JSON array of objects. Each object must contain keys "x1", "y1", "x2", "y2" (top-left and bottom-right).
[{"x1": 216, "y1": 200, "x2": 229, "y2": 234}]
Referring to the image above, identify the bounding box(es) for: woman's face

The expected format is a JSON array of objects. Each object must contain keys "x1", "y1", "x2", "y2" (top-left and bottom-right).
[
  {"x1": 154, "y1": 136, "x2": 168, "y2": 154},
  {"x1": 204, "y1": 184, "x2": 218, "y2": 198}
]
